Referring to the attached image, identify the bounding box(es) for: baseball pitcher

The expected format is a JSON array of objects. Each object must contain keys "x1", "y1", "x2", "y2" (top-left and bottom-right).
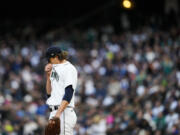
[{"x1": 44, "y1": 46, "x2": 77, "y2": 135}]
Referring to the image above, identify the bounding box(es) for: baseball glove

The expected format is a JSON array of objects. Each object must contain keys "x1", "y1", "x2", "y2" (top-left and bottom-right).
[{"x1": 45, "y1": 117, "x2": 60, "y2": 135}]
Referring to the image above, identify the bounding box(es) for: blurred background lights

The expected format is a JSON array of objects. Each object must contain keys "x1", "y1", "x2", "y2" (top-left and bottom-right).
[{"x1": 122, "y1": 0, "x2": 132, "y2": 9}]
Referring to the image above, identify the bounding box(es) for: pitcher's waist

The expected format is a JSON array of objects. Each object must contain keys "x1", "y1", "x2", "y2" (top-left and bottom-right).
[{"x1": 49, "y1": 105, "x2": 73, "y2": 112}]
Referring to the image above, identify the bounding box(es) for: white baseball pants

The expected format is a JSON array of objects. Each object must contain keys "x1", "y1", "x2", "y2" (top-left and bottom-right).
[{"x1": 49, "y1": 107, "x2": 77, "y2": 135}]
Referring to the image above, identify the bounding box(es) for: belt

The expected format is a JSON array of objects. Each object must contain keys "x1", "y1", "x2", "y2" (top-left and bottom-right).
[{"x1": 49, "y1": 105, "x2": 73, "y2": 112}]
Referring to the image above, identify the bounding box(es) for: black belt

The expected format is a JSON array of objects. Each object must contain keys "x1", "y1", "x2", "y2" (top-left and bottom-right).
[{"x1": 49, "y1": 105, "x2": 73, "y2": 112}]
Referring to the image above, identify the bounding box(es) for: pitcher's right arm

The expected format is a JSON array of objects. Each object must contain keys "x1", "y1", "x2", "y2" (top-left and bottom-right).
[{"x1": 45, "y1": 64, "x2": 52, "y2": 95}]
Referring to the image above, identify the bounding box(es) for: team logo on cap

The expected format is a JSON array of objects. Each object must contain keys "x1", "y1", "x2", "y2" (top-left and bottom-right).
[{"x1": 50, "y1": 53, "x2": 55, "y2": 57}]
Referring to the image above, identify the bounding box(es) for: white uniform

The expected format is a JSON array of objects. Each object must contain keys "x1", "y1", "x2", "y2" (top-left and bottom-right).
[{"x1": 46, "y1": 61, "x2": 77, "y2": 135}]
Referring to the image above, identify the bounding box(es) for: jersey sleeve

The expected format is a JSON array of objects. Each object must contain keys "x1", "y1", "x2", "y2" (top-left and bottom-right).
[{"x1": 64, "y1": 67, "x2": 77, "y2": 88}]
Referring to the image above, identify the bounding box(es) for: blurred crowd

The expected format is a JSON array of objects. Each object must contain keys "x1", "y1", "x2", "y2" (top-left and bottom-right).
[{"x1": 0, "y1": 22, "x2": 180, "y2": 135}]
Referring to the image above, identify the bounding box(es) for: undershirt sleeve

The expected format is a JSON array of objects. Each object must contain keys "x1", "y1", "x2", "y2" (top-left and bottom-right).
[{"x1": 62, "y1": 85, "x2": 74, "y2": 103}]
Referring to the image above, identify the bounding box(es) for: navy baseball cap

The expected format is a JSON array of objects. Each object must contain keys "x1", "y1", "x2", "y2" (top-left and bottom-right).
[{"x1": 45, "y1": 46, "x2": 62, "y2": 60}]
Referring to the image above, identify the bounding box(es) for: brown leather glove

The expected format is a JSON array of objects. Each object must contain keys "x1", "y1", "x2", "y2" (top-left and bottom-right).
[{"x1": 45, "y1": 117, "x2": 60, "y2": 135}]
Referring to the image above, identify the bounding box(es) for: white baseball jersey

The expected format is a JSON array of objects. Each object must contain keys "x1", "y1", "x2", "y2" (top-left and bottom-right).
[{"x1": 46, "y1": 61, "x2": 77, "y2": 107}]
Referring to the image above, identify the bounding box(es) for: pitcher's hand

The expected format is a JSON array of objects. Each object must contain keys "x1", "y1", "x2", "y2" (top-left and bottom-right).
[{"x1": 45, "y1": 63, "x2": 52, "y2": 77}]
